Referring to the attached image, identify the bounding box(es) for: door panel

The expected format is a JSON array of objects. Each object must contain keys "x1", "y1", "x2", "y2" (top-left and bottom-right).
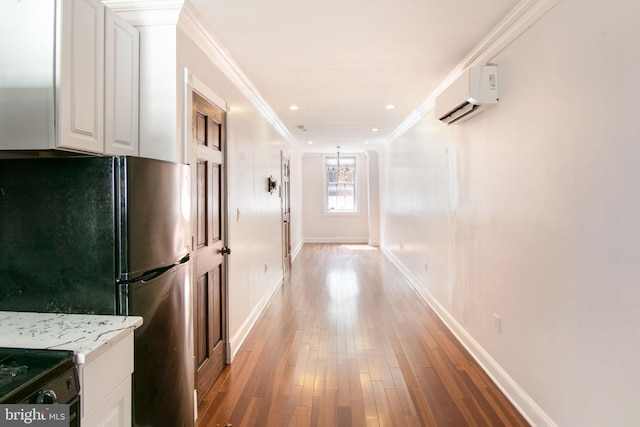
[
  {"x1": 196, "y1": 161, "x2": 207, "y2": 247},
  {"x1": 104, "y1": 8, "x2": 139, "y2": 156},
  {"x1": 211, "y1": 165, "x2": 221, "y2": 240},
  {"x1": 59, "y1": 0, "x2": 104, "y2": 152},
  {"x1": 191, "y1": 91, "x2": 227, "y2": 404},
  {"x1": 195, "y1": 273, "x2": 208, "y2": 366}
]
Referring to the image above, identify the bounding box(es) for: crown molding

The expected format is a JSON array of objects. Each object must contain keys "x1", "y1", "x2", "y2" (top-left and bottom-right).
[
  {"x1": 101, "y1": 0, "x2": 184, "y2": 26},
  {"x1": 388, "y1": 0, "x2": 563, "y2": 143},
  {"x1": 178, "y1": 1, "x2": 295, "y2": 144}
]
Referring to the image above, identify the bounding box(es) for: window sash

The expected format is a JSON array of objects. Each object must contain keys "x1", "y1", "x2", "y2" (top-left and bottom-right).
[{"x1": 324, "y1": 154, "x2": 357, "y2": 212}]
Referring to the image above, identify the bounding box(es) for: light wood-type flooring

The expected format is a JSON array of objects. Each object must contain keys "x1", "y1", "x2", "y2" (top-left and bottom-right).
[{"x1": 196, "y1": 243, "x2": 529, "y2": 426}]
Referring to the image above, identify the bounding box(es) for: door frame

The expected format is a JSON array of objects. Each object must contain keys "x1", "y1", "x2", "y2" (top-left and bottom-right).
[
  {"x1": 183, "y1": 68, "x2": 231, "y2": 394},
  {"x1": 281, "y1": 151, "x2": 292, "y2": 277}
]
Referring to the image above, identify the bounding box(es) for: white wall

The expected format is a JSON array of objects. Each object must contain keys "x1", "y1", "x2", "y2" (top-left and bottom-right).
[
  {"x1": 288, "y1": 150, "x2": 304, "y2": 256},
  {"x1": 366, "y1": 150, "x2": 381, "y2": 246},
  {"x1": 302, "y1": 152, "x2": 369, "y2": 242},
  {"x1": 379, "y1": 0, "x2": 640, "y2": 425}
]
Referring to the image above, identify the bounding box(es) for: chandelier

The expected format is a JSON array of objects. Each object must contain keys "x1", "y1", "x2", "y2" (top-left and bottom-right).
[{"x1": 328, "y1": 146, "x2": 352, "y2": 183}]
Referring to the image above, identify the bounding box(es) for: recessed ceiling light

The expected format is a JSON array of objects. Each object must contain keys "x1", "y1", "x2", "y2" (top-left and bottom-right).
[
  {"x1": 371, "y1": 128, "x2": 379, "y2": 132},
  {"x1": 289, "y1": 105, "x2": 299, "y2": 110},
  {"x1": 364, "y1": 141, "x2": 369, "y2": 144},
  {"x1": 385, "y1": 104, "x2": 395, "y2": 110},
  {"x1": 308, "y1": 141, "x2": 313, "y2": 145}
]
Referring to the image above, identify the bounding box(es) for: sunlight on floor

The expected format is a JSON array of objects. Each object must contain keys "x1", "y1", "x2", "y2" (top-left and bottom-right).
[
  {"x1": 341, "y1": 244, "x2": 376, "y2": 250},
  {"x1": 326, "y1": 268, "x2": 359, "y2": 298}
]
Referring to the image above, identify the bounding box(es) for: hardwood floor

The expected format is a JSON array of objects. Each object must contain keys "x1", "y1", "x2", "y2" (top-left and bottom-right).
[{"x1": 196, "y1": 243, "x2": 529, "y2": 427}]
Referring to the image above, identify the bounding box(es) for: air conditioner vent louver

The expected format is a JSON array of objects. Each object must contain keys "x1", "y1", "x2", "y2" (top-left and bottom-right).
[
  {"x1": 435, "y1": 65, "x2": 499, "y2": 125},
  {"x1": 439, "y1": 102, "x2": 477, "y2": 124}
]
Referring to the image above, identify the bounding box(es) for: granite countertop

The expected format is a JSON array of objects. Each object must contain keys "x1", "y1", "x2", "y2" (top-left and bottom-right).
[{"x1": 0, "y1": 311, "x2": 143, "y2": 365}]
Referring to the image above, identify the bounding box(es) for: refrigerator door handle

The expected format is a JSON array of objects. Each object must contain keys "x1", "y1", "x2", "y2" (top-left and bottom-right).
[
  {"x1": 121, "y1": 254, "x2": 191, "y2": 286},
  {"x1": 117, "y1": 282, "x2": 130, "y2": 316},
  {"x1": 138, "y1": 263, "x2": 175, "y2": 283},
  {"x1": 138, "y1": 254, "x2": 190, "y2": 283}
]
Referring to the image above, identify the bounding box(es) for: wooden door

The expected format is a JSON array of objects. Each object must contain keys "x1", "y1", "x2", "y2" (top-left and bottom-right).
[
  {"x1": 192, "y1": 92, "x2": 228, "y2": 404},
  {"x1": 282, "y1": 154, "x2": 292, "y2": 276}
]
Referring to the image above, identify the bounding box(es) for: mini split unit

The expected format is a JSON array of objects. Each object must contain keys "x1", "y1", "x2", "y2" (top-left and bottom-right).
[{"x1": 435, "y1": 65, "x2": 499, "y2": 125}]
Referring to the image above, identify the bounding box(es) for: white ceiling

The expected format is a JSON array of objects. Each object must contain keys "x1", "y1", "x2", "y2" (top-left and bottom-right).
[{"x1": 188, "y1": 0, "x2": 520, "y2": 153}]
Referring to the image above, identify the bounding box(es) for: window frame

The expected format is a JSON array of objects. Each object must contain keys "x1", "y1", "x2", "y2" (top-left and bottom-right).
[{"x1": 322, "y1": 152, "x2": 358, "y2": 214}]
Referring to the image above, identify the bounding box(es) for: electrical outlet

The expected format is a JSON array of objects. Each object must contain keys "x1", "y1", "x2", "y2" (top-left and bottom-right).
[{"x1": 494, "y1": 314, "x2": 501, "y2": 334}]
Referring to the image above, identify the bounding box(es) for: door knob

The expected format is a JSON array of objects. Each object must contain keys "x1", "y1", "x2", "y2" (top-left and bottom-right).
[{"x1": 220, "y1": 247, "x2": 232, "y2": 255}]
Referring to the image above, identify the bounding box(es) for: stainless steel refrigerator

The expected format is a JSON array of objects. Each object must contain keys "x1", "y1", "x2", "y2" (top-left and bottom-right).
[{"x1": 0, "y1": 156, "x2": 194, "y2": 427}]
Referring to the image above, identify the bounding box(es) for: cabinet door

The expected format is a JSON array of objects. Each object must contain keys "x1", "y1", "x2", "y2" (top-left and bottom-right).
[
  {"x1": 57, "y1": 0, "x2": 104, "y2": 153},
  {"x1": 0, "y1": 1, "x2": 56, "y2": 150},
  {"x1": 81, "y1": 333, "x2": 134, "y2": 427},
  {"x1": 104, "y1": 9, "x2": 139, "y2": 156}
]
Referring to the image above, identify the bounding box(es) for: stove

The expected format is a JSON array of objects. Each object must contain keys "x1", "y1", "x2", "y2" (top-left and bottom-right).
[{"x1": 0, "y1": 348, "x2": 79, "y2": 425}]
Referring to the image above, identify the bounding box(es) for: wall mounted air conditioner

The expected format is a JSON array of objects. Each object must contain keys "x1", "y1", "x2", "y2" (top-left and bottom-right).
[{"x1": 435, "y1": 65, "x2": 499, "y2": 125}]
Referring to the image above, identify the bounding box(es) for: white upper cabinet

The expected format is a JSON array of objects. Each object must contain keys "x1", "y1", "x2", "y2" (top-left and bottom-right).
[
  {"x1": 0, "y1": 0, "x2": 139, "y2": 155},
  {"x1": 104, "y1": 8, "x2": 139, "y2": 156},
  {"x1": 58, "y1": 0, "x2": 105, "y2": 153},
  {"x1": 0, "y1": 0, "x2": 57, "y2": 150}
]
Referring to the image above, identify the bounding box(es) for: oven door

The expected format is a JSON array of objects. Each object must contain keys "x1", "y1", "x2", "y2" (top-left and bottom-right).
[{"x1": 0, "y1": 348, "x2": 80, "y2": 426}]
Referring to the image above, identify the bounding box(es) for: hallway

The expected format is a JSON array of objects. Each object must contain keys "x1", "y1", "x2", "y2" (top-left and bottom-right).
[{"x1": 196, "y1": 244, "x2": 529, "y2": 426}]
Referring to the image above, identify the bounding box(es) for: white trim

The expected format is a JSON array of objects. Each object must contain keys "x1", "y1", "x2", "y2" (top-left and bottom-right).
[
  {"x1": 387, "y1": 0, "x2": 563, "y2": 142},
  {"x1": 188, "y1": 72, "x2": 227, "y2": 111},
  {"x1": 178, "y1": 2, "x2": 295, "y2": 144},
  {"x1": 182, "y1": 67, "x2": 190, "y2": 166},
  {"x1": 291, "y1": 240, "x2": 304, "y2": 262},
  {"x1": 183, "y1": 68, "x2": 229, "y2": 175},
  {"x1": 228, "y1": 273, "x2": 284, "y2": 361},
  {"x1": 322, "y1": 212, "x2": 361, "y2": 217},
  {"x1": 379, "y1": 242, "x2": 557, "y2": 427},
  {"x1": 101, "y1": 0, "x2": 184, "y2": 26},
  {"x1": 281, "y1": 151, "x2": 292, "y2": 275},
  {"x1": 304, "y1": 238, "x2": 369, "y2": 244}
]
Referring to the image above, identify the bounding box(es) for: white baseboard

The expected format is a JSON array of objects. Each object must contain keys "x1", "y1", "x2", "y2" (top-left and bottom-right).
[
  {"x1": 304, "y1": 237, "x2": 369, "y2": 244},
  {"x1": 228, "y1": 272, "x2": 284, "y2": 361},
  {"x1": 379, "y1": 243, "x2": 556, "y2": 427},
  {"x1": 291, "y1": 240, "x2": 304, "y2": 262}
]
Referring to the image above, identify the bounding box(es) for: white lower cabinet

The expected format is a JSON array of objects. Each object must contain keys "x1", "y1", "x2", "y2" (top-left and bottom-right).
[{"x1": 79, "y1": 331, "x2": 134, "y2": 427}]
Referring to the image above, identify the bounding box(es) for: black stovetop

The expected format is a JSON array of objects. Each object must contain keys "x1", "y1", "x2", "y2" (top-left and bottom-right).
[{"x1": 0, "y1": 348, "x2": 76, "y2": 404}]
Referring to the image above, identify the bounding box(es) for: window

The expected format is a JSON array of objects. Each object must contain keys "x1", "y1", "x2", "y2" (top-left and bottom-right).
[{"x1": 324, "y1": 153, "x2": 357, "y2": 212}]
